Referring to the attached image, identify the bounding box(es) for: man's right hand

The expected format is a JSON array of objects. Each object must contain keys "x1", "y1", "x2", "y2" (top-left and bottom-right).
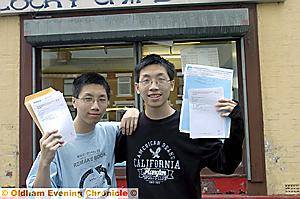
[{"x1": 39, "y1": 130, "x2": 64, "y2": 166}]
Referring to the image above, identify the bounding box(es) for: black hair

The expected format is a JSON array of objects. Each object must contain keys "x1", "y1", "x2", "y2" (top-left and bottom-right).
[
  {"x1": 72, "y1": 72, "x2": 111, "y2": 100},
  {"x1": 135, "y1": 54, "x2": 176, "y2": 83}
]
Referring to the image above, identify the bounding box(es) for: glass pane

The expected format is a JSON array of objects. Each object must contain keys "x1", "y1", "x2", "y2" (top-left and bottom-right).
[
  {"x1": 63, "y1": 79, "x2": 74, "y2": 96},
  {"x1": 117, "y1": 76, "x2": 131, "y2": 96},
  {"x1": 142, "y1": 41, "x2": 239, "y2": 111},
  {"x1": 118, "y1": 83, "x2": 131, "y2": 95},
  {"x1": 118, "y1": 76, "x2": 131, "y2": 83},
  {"x1": 41, "y1": 44, "x2": 135, "y2": 121}
]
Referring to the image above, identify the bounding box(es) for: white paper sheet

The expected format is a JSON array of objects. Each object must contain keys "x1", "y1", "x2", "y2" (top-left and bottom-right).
[
  {"x1": 29, "y1": 91, "x2": 76, "y2": 144},
  {"x1": 189, "y1": 88, "x2": 225, "y2": 138},
  {"x1": 179, "y1": 64, "x2": 233, "y2": 138},
  {"x1": 180, "y1": 47, "x2": 219, "y2": 72}
]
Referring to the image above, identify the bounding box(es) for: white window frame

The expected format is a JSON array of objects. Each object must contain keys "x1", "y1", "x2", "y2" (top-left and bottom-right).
[
  {"x1": 99, "y1": 73, "x2": 107, "y2": 79},
  {"x1": 116, "y1": 73, "x2": 132, "y2": 97},
  {"x1": 63, "y1": 79, "x2": 74, "y2": 96},
  {"x1": 177, "y1": 72, "x2": 184, "y2": 97}
]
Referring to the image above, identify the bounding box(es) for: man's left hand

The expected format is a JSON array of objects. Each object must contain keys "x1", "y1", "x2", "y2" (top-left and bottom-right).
[{"x1": 215, "y1": 99, "x2": 238, "y2": 117}]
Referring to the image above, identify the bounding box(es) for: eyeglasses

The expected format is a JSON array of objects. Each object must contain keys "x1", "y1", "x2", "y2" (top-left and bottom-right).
[
  {"x1": 139, "y1": 77, "x2": 171, "y2": 87},
  {"x1": 77, "y1": 97, "x2": 107, "y2": 104}
]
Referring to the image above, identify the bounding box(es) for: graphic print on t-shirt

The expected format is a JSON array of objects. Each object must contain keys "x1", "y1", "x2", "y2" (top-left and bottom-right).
[
  {"x1": 133, "y1": 140, "x2": 181, "y2": 184},
  {"x1": 72, "y1": 148, "x2": 111, "y2": 188},
  {"x1": 79, "y1": 164, "x2": 111, "y2": 188}
]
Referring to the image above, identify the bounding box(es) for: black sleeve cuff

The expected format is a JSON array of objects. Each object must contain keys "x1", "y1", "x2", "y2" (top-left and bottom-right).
[{"x1": 228, "y1": 102, "x2": 242, "y2": 119}]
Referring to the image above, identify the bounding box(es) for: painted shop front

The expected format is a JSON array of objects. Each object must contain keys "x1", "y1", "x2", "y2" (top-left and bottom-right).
[{"x1": 1, "y1": 0, "x2": 287, "y2": 196}]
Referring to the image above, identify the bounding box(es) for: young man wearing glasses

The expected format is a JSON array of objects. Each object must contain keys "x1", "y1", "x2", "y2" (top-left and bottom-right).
[
  {"x1": 26, "y1": 72, "x2": 139, "y2": 188},
  {"x1": 119, "y1": 54, "x2": 245, "y2": 199}
]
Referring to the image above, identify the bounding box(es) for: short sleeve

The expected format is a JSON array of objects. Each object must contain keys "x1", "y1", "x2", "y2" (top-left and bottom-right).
[{"x1": 26, "y1": 153, "x2": 61, "y2": 188}]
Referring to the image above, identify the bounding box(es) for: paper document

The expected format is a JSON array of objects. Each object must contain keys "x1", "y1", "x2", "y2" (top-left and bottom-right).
[
  {"x1": 189, "y1": 88, "x2": 225, "y2": 138},
  {"x1": 25, "y1": 88, "x2": 76, "y2": 144},
  {"x1": 179, "y1": 64, "x2": 233, "y2": 138}
]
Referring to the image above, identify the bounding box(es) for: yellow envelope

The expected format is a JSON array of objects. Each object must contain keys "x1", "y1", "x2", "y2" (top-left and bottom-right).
[{"x1": 24, "y1": 87, "x2": 56, "y2": 134}]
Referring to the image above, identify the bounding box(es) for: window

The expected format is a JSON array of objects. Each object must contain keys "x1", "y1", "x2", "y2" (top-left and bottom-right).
[
  {"x1": 63, "y1": 79, "x2": 74, "y2": 96},
  {"x1": 177, "y1": 72, "x2": 184, "y2": 97},
  {"x1": 99, "y1": 73, "x2": 107, "y2": 79},
  {"x1": 41, "y1": 44, "x2": 135, "y2": 122},
  {"x1": 116, "y1": 73, "x2": 132, "y2": 97},
  {"x1": 142, "y1": 41, "x2": 239, "y2": 111}
]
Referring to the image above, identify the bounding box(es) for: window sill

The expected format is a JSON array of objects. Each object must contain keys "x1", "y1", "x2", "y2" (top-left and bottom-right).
[{"x1": 117, "y1": 94, "x2": 132, "y2": 97}]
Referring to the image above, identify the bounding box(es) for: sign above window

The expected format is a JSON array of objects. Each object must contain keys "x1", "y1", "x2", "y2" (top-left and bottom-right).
[{"x1": 0, "y1": 0, "x2": 285, "y2": 15}]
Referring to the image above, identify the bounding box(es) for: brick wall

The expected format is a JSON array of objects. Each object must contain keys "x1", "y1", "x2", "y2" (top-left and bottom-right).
[
  {"x1": 0, "y1": 16, "x2": 20, "y2": 187},
  {"x1": 257, "y1": 0, "x2": 300, "y2": 195}
]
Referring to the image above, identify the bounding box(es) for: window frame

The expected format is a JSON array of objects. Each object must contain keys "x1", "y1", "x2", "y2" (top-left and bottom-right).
[{"x1": 116, "y1": 73, "x2": 132, "y2": 97}]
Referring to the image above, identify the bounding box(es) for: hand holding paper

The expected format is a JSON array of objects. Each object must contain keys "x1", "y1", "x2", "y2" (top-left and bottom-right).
[
  {"x1": 215, "y1": 98, "x2": 238, "y2": 117},
  {"x1": 39, "y1": 130, "x2": 64, "y2": 165}
]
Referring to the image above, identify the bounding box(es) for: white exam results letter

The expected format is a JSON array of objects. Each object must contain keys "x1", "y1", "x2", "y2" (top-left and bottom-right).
[
  {"x1": 189, "y1": 87, "x2": 225, "y2": 138},
  {"x1": 30, "y1": 91, "x2": 76, "y2": 144}
]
